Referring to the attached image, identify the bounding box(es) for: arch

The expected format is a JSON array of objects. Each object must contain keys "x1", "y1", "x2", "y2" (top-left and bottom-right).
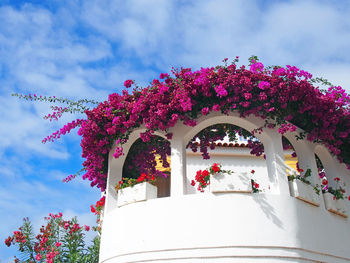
[
  {"x1": 314, "y1": 144, "x2": 342, "y2": 188},
  {"x1": 185, "y1": 122, "x2": 269, "y2": 194},
  {"x1": 180, "y1": 112, "x2": 268, "y2": 144},
  {"x1": 168, "y1": 112, "x2": 289, "y2": 195},
  {"x1": 283, "y1": 130, "x2": 319, "y2": 186},
  {"x1": 104, "y1": 128, "x2": 168, "y2": 214}
]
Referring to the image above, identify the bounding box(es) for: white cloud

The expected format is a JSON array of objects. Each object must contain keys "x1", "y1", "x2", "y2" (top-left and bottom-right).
[{"x1": 81, "y1": 0, "x2": 350, "y2": 71}]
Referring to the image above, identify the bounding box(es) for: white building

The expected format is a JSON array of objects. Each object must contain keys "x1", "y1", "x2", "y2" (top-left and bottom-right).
[{"x1": 99, "y1": 112, "x2": 350, "y2": 263}]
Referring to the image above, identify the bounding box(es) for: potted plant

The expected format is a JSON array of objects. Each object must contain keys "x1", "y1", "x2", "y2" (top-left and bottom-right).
[
  {"x1": 288, "y1": 168, "x2": 320, "y2": 207},
  {"x1": 191, "y1": 163, "x2": 257, "y2": 193},
  {"x1": 115, "y1": 173, "x2": 158, "y2": 207},
  {"x1": 322, "y1": 177, "x2": 347, "y2": 218}
]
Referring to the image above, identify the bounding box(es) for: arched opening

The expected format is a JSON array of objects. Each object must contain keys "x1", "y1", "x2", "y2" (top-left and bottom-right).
[
  {"x1": 185, "y1": 123, "x2": 269, "y2": 194},
  {"x1": 122, "y1": 136, "x2": 171, "y2": 198},
  {"x1": 314, "y1": 145, "x2": 340, "y2": 189},
  {"x1": 281, "y1": 136, "x2": 302, "y2": 180}
]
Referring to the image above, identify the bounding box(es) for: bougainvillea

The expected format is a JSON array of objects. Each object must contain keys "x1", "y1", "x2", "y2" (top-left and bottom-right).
[
  {"x1": 77, "y1": 57, "x2": 350, "y2": 191},
  {"x1": 16, "y1": 57, "x2": 350, "y2": 191}
]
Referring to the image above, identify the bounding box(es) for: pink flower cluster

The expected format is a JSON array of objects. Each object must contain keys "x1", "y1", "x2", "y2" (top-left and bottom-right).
[
  {"x1": 42, "y1": 119, "x2": 84, "y2": 143},
  {"x1": 74, "y1": 58, "x2": 350, "y2": 191}
]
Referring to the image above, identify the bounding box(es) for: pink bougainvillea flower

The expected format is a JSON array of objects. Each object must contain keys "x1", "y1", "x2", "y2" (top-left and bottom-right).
[
  {"x1": 258, "y1": 81, "x2": 270, "y2": 90},
  {"x1": 250, "y1": 61, "x2": 264, "y2": 73},
  {"x1": 201, "y1": 107, "x2": 209, "y2": 115},
  {"x1": 123, "y1": 79, "x2": 134, "y2": 88}
]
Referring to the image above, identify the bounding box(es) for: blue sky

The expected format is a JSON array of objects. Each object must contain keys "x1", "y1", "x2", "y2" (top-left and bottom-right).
[{"x1": 1, "y1": 0, "x2": 350, "y2": 261}]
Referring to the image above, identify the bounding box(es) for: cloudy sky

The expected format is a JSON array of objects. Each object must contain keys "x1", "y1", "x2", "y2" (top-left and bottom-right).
[{"x1": 1, "y1": 0, "x2": 350, "y2": 261}]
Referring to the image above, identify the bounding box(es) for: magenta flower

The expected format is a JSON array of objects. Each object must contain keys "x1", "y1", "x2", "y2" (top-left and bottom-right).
[
  {"x1": 214, "y1": 84, "x2": 228, "y2": 97},
  {"x1": 250, "y1": 61, "x2": 264, "y2": 73},
  {"x1": 123, "y1": 79, "x2": 134, "y2": 88},
  {"x1": 212, "y1": 104, "x2": 220, "y2": 111},
  {"x1": 201, "y1": 107, "x2": 209, "y2": 115},
  {"x1": 258, "y1": 81, "x2": 270, "y2": 90}
]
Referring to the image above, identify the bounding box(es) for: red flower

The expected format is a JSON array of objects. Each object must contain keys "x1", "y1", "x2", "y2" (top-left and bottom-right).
[
  {"x1": 137, "y1": 173, "x2": 146, "y2": 182},
  {"x1": 4, "y1": 236, "x2": 13, "y2": 247},
  {"x1": 191, "y1": 180, "x2": 196, "y2": 186},
  {"x1": 334, "y1": 177, "x2": 340, "y2": 182},
  {"x1": 90, "y1": 205, "x2": 96, "y2": 214},
  {"x1": 195, "y1": 170, "x2": 202, "y2": 181},
  {"x1": 212, "y1": 163, "x2": 220, "y2": 173},
  {"x1": 322, "y1": 179, "x2": 328, "y2": 185},
  {"x1": 348, "y1": 196, "x2": 350, "y2": 201},
  {"x1": 98, "y1": 196, "x2": 105, "y2": 206},
  {"x1": 251, "y1": 170, "x2": 255, "y2": 174},
  {"x1": 202, "y1": 170, "x2": 209, "y2": 177}
]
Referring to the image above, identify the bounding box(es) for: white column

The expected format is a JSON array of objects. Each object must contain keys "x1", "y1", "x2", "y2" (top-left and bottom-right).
[
  {"x1": 104, "y1": 150, "x2": 123, "y2": 215},
  {"x1": 170, "y1": 134, "x2": 186, "y2": 196},
  {"x1": 264, "y1": 129, "x2": 290, "y2": 195},
  {"x1": 291, "y1": 139, "x2": 319, "y2": 186}
]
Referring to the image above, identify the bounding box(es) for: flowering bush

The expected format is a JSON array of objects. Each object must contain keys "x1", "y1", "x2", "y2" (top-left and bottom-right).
[
  {"x1": 78, "y1": 57, "x2": 350, "y2": 191},
  {"x1": 14, "y1": 56, "x2": 350, "y2": 192},
  {"x1": 191, "y1": 163, "x2": 232, "y2": 192},
  {"x1": 4, "y1": 213, "x2": 99, "y2": 263},
  {"x1": 115, "y1": 173, "x2": 157, "y2": 192}
]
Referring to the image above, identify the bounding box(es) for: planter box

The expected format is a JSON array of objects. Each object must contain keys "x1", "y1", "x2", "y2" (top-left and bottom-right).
[
  {"x1": 117, "y1": 182, "x2": 157, "y2": 207},
  {"x1": 323, "y1": 192, "x2": 347, "y2": 218},
  {"x1": 289, "y1": 180, "x2": 320, "y2": 207},
  {"x1": 210, "y1": 172, "x2": 252, "y2": 193}
]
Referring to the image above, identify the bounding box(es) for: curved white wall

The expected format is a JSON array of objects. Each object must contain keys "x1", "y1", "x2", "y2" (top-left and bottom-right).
[{"x1": 100, "y1": 193, "x2": 350, "y2": 263}]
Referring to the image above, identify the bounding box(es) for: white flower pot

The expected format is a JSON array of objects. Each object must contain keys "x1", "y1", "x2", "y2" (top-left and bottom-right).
[
  {"x1": 323, "y1": 192, "x2": 347, "y2": 218},
  {"x1": 210, "y1": 172, "x2": 252, "y2": 193},
  {"x1": 117, "y1": 182, "x2": 157, "y2": 207},
  {"x1": 288, "y1": 180, "x2": 320, "y2": 207}
]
